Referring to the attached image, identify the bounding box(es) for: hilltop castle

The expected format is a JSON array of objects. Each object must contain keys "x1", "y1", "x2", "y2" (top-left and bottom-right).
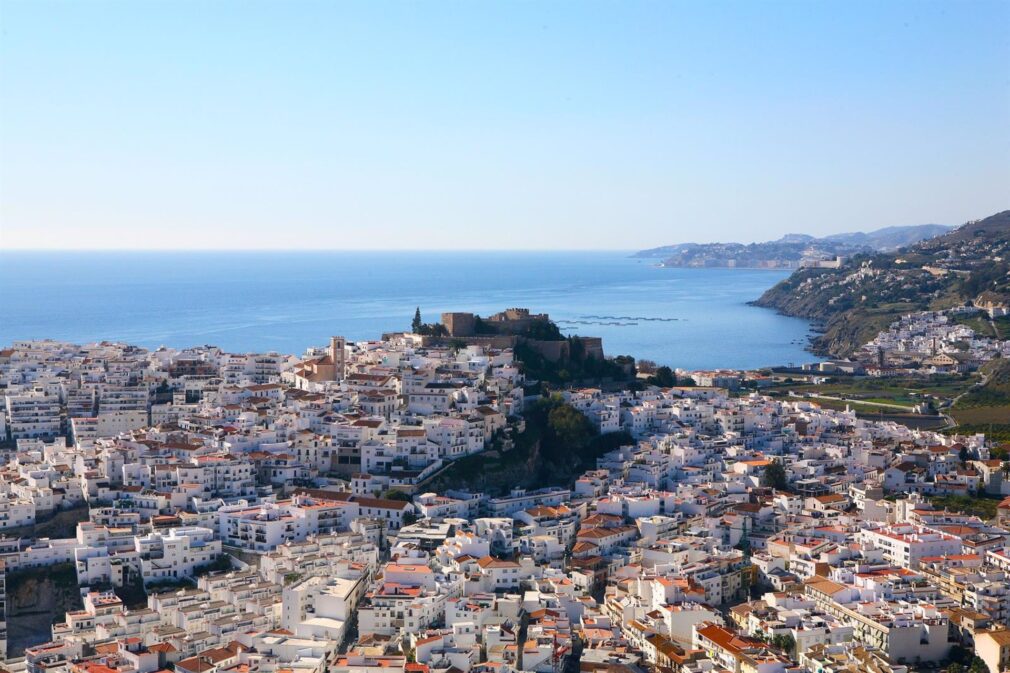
[{"x1": 435, "y1": 308, "x2": 604, "y2": 362}]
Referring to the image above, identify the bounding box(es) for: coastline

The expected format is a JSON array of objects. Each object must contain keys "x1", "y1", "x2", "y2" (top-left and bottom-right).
[{"x1": 0, "y1": 253, "x2": 815, "y2": 371}]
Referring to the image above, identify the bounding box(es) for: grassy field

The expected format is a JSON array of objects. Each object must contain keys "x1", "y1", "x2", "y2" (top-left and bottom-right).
[
  {"x1": 767, "y1": 371, "x2": 996, "y2": 432},
  {"x1": 953, "y1": 314, "x2": 1010, "y2": 340},
  {"x1": 779, "y1": 374, "x2": 976, "y2": 410},
  {"x1": 766, "y1": 364, "x2": 1007, "y2": 439},
  {"x1": 860, "y1": 395, "x2": 919, "y2": 407},
  {"x1": 768, "y1": 366, "x2": 1009, "y2": 436},
  {"x1": 798, "y1": 397, "x2": 909, "y2": 414},
  {"x1": 949, "y1": 360, "x2": 1010, "y2": 428},
  {"x1": 789, "y1": 376, "x2": 971, "y2": 395}
]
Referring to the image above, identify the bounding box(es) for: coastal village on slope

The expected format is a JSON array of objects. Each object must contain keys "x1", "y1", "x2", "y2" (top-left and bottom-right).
[{"x1": 1, "y1": 214, "x2": 1010, "y2": 673}]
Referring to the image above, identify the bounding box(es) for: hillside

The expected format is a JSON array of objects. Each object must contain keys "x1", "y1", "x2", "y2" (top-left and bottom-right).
[
  {"x1": 950, "y1": 359, "x2": 1010, "y2": 441},
  {"x1": 422, "y1": 396, "x2": 632, "y2": 495},
  {"x1": 954, "y1": 358, "x2": 1010, "y2": 410},
  {"x1": 635, "y1": 224, "x2": 951, "y2": 268},
  {"x1": 754, "y1": 210, "x2": 1010, "y2": 357}
]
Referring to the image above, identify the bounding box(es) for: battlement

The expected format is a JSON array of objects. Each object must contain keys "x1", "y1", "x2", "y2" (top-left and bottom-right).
[{"x1": 487, "y1": 308, "x2": 550, "y2": 323}]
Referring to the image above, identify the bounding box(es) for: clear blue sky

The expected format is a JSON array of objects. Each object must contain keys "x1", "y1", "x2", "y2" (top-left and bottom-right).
[{"x1": 1, "y1": 0, "x2": 1008, "y2": 250}]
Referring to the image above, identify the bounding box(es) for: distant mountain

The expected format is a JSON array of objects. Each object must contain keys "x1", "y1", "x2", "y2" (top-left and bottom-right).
[
  {"x1": 821, "y1": 224, "x2": 952, "y2": 251},
  {"x1": 753, "y1": 210, "x2": 1010, "y2": 357},
  {"x1": 634, "y1": 224, "x2": 952, "y2": 269}
]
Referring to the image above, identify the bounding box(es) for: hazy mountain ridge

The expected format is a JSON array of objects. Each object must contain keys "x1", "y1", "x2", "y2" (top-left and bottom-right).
[
  {"x1": 635, "y1": 224, "x2": 951, "y2": 268},
  {"x1": 820, "y1": 224, "x2": 952, "y2": 250},
  {"x1": 753, "y1": 211, "x2": 1010, "y2": 357}
]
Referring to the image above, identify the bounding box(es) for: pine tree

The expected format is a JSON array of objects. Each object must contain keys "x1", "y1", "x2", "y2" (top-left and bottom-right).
[
  {"x1": 412, "y1": 307, "x2": 423, "y2": 333},
  {"x1": 761, "y1": 459, "x2": 789, "y2": 491}
]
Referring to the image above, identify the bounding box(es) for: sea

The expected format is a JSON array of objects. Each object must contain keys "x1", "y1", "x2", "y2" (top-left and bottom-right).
[{"x1": 0, "y1": 251, "x2": 815, "y2": 370}]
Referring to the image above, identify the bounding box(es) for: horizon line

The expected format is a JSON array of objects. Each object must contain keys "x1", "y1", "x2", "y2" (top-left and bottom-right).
[
  {"x1": 0, "y1": 220, "x2": 961, "y2": 254},
  {"x1": 0, "y1": 247, "x2": 643, "y2": 254}
]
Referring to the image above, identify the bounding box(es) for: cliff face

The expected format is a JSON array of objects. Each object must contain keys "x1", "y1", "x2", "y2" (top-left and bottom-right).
[
  {"x1": 753, "y1": 210, "x2": 1010, "y2": 358},
  {"x1": 6, "y1": 563, "x2": 84, "y2": 655},
  {"x1": 423, "y1": 401, "x2": 632, "y2": 496}
]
